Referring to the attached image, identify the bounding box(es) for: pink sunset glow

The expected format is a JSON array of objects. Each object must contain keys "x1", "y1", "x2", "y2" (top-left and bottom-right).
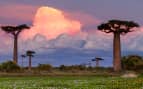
[
  {"x1": 0, "y1": 4, "x2": 37, "y2": 23},
  {"x1": 0, "y1": 4, "x2": 142, "y2": 55},
  {"x1": 22, "y1": 6, "x2": 81, "y2": 40}
]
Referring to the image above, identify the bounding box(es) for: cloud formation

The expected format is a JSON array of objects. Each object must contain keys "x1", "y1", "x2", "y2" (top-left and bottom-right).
[
  {"x1": 22, "y1": 6, "x2": 81, "y2": 40},
  {"x1": 0, "y1": 5, "x2": 142, "y2": 64}
]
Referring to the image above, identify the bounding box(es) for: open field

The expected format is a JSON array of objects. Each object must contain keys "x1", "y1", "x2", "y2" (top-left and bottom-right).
[{"x1": 0, "y1": 76, "x2": 143, "y2": 89}]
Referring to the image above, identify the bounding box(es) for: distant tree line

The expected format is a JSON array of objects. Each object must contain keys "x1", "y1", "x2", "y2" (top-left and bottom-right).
[{"x1": 0, "y1": 54, "x2": 143, "y2": 73}]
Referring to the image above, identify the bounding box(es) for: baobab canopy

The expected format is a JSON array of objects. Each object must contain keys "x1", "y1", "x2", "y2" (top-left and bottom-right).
[
  {"x1": 1, "y1": 24, "x2": 29, "y2": 34},
  {"x1": 92, "y1": 57, "x2": 104, "y2": 61},
  {"x1": 98, "y1": 20, "x2": 139, "y2": 35}
]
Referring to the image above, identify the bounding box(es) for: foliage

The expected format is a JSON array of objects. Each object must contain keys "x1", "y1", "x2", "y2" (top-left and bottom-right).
[
  {"x1": 0, "y1": 76, "x2": 142, "y2": 88},
  {"x1": 59, "y1": 64, "x2": 87, "y2": 71},
  {"x1": 1, "y1": 24, "x2": 29, "y2": 34},
  {"x1": 93, "y1": 67, "x2": 113, "y2": 72},
  {"x1": 121, "y1": 55, "x2": 143, "y2": 70},
  {"x1": 38, "y1": 64, "x2": 53, "y2": 71},
  {"x1": 26, "y1": 50, "x2": 35, "y2": 57},
  {"x1": 59, "y1": 65, "x2": 67, "y2": 71},
  {"x1": 21, "y1": 54, "x2": 26, "y2": 58},
  {"x1": 97, "y1": 20, "x2": 139, "y2": 34},
  {"x1": 0, "y1": 61, "x2": 21, "y2": 72}
]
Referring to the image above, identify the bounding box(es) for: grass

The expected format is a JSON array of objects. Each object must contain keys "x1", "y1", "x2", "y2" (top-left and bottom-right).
[{"x1": 0, "y1": 76, "x2": 142, "y2": 89}]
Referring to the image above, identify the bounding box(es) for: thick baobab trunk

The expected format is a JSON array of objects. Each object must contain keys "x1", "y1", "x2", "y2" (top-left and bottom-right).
[
  {"x1": 13, "y1": 36, "x2": 18, "y2": 64},
  {"x1": 29, "y1": 56, "x2": 32, "y2": 70},
  {"x1": 113, "y1": 32, "x2": 122, "y2": 72}
]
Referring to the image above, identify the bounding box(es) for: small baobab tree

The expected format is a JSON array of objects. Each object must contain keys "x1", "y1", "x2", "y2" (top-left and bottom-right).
[
  {"x1": 1, "y1": 24, "x2": 30, "y2": 64},
  {"x1": 97, "y1": 19, "x2": 139, "y2": 72},
  {"x1": 92, "y1": 57, "x2": 104, "y2": 67},
  {"x1": 21, "y1": 54, "x2": 26, "y2": 67},
  {"x1": 26, "y1": 50, "x2": 35, "y2": 70}
]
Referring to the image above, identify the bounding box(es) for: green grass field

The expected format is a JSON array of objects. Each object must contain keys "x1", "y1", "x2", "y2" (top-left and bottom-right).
[{"x1": 0, "y1": 76, "x2": 142, "y2": 89}]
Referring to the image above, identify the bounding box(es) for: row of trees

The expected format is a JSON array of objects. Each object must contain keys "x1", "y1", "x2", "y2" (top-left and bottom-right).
[
  {"x1": 0, "y1": 54, "x2": 143, "y2": 72},
  {"x1": 0, "y1": 19, "x2": 140, "y2": 72}
]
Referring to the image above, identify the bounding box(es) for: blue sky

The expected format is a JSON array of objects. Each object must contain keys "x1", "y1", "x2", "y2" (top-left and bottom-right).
[{"x1": 0, "y1": 0, "x2": 143, "y2": 67}]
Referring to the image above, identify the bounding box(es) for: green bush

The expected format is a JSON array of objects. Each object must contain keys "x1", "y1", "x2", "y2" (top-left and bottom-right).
[
  {"x1": 59, "y1": 65, "x2": 67, "y2": 71},
  {"x1": 59, "y1": 64, "x2": 87, "y2": 71},
  {"x1": 0, "y1": 61, "x2": 21, "y2": 72},
  {"x1": 121, "y1": 55, "x2": 143, "y2": 70},
  {"x1": 37, "y1": 64, "x2": 53, "y2": 71}
]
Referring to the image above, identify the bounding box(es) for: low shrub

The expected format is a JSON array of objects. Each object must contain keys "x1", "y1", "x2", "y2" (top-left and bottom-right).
[
  {"x1": 0, "y1": 61, "x2": 21, "y2": 72},
  {"x1": 121, "y1": 55, "x2": 143, "y2": 70},
  {"x1": 59, "y1": 64, "x2": 87, "y2": 72},
  {"x1": 37, "y1": 64, "x2": 53, "y2": 71}
]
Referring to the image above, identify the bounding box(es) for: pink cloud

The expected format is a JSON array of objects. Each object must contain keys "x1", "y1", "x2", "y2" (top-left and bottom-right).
[
  {"x1": 22, "y1": 6, "x2": 82, "y2": 40},
  {"x1": 0, "y1": 4, "x2": 142, "y2": 54}
]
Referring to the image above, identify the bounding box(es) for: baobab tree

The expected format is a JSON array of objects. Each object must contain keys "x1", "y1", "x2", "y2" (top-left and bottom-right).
[
  {"x1": 92, "y1": 57, "x2": 104, "y2": 67},
  {"x1": 26, "y1": 50, "x2": 35, "y2": 70},
  {"x1": 97, "y1": 20, "x2": 139, "y2": 71},
  {"x1": 1, "y1": 24, "x2": 30, "y2": 64},
  {"x1": 21, "y1": 54, "x2": 26, "y2": 67}
]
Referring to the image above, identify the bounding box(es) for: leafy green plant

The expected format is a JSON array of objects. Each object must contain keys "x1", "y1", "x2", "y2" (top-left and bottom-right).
[
  {"x1": 121, "y1": 55, "x2": 143, "y2": 70},
  {"x1": 37, "y1": 64, "x2": 53, "y2": 71},
  {"x1": 0, "y1": 60, "x2": 21, "y2": 72}
]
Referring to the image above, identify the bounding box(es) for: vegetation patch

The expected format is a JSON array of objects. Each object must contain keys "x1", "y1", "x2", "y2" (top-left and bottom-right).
[{"x1": 0, "y1": 76, "x2": 142, "y2": 89}]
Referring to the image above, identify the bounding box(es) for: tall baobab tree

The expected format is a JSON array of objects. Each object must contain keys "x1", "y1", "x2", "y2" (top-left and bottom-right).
[
  {"x1": 92, "y1": 57, "x2": 104, "y2": 67},
  {"x1": 97, "y1": 20, "x2": 139, "y2": 71},
  {"x1": 21, "y1": 54, "x2": 26, "y2": 67},
  {"x1": 1, "y1": 24, "x2": 29, "y2": 64},
  {"x1": 26, "y1": 50, "x2": 35, "y2": 70}
]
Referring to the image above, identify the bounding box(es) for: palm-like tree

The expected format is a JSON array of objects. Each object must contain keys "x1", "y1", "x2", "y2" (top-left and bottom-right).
[
  {"x1": 1, "y1": 24, "x2": 29, "y2": 64},
  {"x1": 92, "y1": 57, "x2": 104, "y2": 67},
  {"x1": 26, "y1": 50, "x2": 35, "y2": 70},
  {"x1": 97, "y1": 20, "x2": 139, "y2": 71},
  {"x1": 21, "y1": 54, "x2": 26, "y2": 67}
]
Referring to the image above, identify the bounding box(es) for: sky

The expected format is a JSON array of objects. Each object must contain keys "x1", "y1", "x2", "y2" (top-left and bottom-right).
[{"x1": 0, "y1": 0, "x2": 143, "y2": 67}]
